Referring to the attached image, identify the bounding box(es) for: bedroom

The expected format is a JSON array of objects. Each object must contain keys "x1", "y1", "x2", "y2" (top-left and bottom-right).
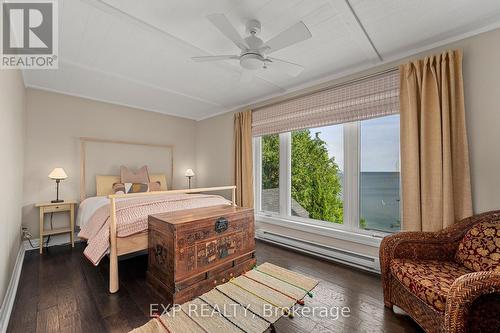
[{"x1": 1, "y1": 0, "x2": 500, "y2": 332}]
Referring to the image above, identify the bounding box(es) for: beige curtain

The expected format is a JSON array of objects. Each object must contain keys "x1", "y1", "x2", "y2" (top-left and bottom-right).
[
  {"x1": 400, "y1": 49, "x2": 472, "y2": 232},
  {"x1": 234, "y1": 110, "x2": 254, "y2": 207}
]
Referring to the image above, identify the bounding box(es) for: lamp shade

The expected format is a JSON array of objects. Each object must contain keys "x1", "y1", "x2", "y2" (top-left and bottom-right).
[
  {"x1": 48, "y1": 168, "x2": 68, "y2": 180},
  {"x1": 185, "y1": 169, "x2": 195, "y2": 177}
]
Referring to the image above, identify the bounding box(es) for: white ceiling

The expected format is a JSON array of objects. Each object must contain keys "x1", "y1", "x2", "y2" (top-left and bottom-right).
[{"x1": 23, "y1": 0, "x2": 500, "y2": 120}]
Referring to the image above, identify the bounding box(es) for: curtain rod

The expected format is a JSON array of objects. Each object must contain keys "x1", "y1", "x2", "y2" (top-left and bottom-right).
[{"x1": 253, "y1": 66, "x2": 399, "y2": 112}]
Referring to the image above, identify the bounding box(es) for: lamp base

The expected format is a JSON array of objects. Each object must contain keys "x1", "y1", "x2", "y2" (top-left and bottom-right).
[{"x1": 51, "y1": 199, "x2": 64, "y2": 203}]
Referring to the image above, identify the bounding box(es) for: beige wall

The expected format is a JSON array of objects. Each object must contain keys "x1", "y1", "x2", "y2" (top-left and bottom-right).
[
  {"x1": 23, "y1": 88, "x2": 197, "y2": 236},
  {"x1": 195, "y1": 111, "x2": 234, "y2": 189},
  {"x1": 0, "y1": 70, "x2": 25, "y2": 302},
  {"x1": 461, "y1": 30, "x2": 500, "y2": 214},
  {"x1": 196, "y1": 27, "x2": 500, "y2": 255}
]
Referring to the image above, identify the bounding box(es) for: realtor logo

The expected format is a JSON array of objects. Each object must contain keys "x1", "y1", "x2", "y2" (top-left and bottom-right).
[{"x1": 1, "y1": 0, "x2": 58, "y2": 69}]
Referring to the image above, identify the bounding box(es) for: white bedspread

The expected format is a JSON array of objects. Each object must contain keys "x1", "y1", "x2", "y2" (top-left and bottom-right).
[
  {"x1": 77, "y1": 196, "x2": 141, "y2": 227},
  {"x1": 77, "y1": 196, "x2": 110, "y2": 227}
]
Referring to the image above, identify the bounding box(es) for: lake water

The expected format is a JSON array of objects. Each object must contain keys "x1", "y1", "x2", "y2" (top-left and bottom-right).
[{"x1": 360, "y1": 172, "x2": 401, "y2": 232}]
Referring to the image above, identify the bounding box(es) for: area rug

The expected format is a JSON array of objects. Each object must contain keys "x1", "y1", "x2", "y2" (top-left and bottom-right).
[{"x1": 130, "y1": 263, "x2": 319, "y2": 333}]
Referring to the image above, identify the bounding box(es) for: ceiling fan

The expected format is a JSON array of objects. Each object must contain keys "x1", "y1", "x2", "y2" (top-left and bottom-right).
[{"x1": 192, "y1": 14, "x2": 312, "y2": 80}]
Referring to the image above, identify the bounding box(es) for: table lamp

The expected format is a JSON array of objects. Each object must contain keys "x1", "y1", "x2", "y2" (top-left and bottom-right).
[
  {"x1": 48, "y1": 168, "x2": 67, "y2": 203},
  {"x1": 185, "y1": 169, "x2": 195, "y2": 189}
]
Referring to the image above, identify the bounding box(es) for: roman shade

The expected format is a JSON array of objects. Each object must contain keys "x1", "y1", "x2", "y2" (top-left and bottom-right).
[{"x1": 252, "y1": 70, "x2": 400, "y2": 136}]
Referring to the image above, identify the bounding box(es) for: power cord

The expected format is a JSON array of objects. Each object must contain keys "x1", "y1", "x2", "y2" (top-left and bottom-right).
[
  {"x1": 27, "y1": 238, "x2": 37, "y2": 248},
  {"x1": 43, "y1": 212, "x2": 54, "y2": 249},
  {"x1": 22, "y1": 227, "x2": 37, "y2": 249},
  {"x1": 27, "y1": 213, "x2": 54, "y2": 250},
  {"x1": 24, "y1": 212, "x2": 57, "y2": 250}
]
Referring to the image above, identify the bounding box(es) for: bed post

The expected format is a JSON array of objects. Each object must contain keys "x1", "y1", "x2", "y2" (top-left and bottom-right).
[
  {"x1": 231, "y1": 187, "x2": 236, "y2": 206},
  {"x1": 109, "y1": 197, "x2": 119, "y2": 293}
]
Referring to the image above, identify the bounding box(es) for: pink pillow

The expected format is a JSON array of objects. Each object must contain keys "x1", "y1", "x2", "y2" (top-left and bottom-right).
[{"x1": 120, "y1": 165, "x2": 150, "y2": 183}]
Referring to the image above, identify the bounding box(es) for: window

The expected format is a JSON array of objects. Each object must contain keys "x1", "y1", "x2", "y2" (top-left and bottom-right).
[{"x1": 255, "y1": 115, "x2": 401, "y2": 234}]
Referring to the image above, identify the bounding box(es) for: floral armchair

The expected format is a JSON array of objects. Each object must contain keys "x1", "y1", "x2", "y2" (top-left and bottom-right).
[{"x1": 380, "y1": 210, "x2": 500, "y2": 333}]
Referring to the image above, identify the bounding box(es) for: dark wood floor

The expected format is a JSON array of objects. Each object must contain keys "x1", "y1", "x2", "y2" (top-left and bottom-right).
[{"x1": 8, "y1": 240, "x2": 423, "y2": 333}]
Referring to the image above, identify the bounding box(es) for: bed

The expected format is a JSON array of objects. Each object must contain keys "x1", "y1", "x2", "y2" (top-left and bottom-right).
[{"x1": 77, "y1": 137, "x2": 236, "y2": 293}]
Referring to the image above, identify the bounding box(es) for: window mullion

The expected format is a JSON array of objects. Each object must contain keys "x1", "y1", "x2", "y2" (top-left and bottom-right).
[
  {"x1": 279, "y1": 132, "x2": 291, "y2": 216},
  {"x1": 253, "y1": 137, "x2": 262, "y2": 212},
  {"x1": 343, "y1": 122, "x2": 360, "y2": 231}
]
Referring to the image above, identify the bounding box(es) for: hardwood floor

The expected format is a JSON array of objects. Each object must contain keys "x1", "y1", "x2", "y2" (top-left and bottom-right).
[{"x1": 8, "y1": 240, "x2": 423, "y2": 333}]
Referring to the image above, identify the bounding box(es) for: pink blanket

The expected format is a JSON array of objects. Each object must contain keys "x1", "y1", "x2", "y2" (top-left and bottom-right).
[{"x1": 78, "y1": 193, "x2": 231, "y2": 265}]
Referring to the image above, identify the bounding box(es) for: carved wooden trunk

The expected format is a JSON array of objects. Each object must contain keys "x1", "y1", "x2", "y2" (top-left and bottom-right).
[{"x1": 147, "y1": 205, "x2": 256, "y2": 304}]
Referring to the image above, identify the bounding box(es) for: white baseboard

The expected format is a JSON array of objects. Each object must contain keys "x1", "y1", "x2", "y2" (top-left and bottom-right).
[
  {"x1": 0, "y1": 245, "x2": 25, "y2": 333},
  {"x1": 23, "y1": 234, "x2": 82, "y2": 251}
]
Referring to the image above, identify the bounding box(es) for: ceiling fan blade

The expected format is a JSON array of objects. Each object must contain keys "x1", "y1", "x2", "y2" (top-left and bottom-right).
[
  {"x1": 264, "y1": 21, "x2": 312, "y2": 54},
  {"x1": 267, "y1": 57, "x2": 304, "y2": 76},
  {"x1": 207, "y1": 13, "x2": 248, "y2": 50},
  {"x1": 191, "y1": 55, "x2": 239, "y2": 62},
  {"x1": 240, "y1": 70, "x2": 254, "y2": 83}
]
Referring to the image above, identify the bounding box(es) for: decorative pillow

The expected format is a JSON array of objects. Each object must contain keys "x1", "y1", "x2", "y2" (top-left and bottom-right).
[
  {"x1": 112, "y1": 181, "x2": 161, "y2": 194},
  {"x1": 455, "y1": 221, "x2": 500, "y2": 272},
  {"x1": 149, "y1": 181, "x2": 161, "y2": 192},
  {"x1": 120, "y1": 165, "x2": 150, "y2": 183}
]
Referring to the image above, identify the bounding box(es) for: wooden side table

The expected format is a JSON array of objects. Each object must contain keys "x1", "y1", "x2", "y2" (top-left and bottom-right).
[{"x1": 35, "y1": 201, "x2": 77, "y2": 254}]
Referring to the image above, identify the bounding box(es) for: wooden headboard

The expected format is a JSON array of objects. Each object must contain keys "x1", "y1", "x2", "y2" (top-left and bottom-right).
[
  {"x1": 96, "y1": 174, "x2": 168, "y2": 196},
  {"x1": 80, "y1": 137, "x2": 174, "y2": 201}
]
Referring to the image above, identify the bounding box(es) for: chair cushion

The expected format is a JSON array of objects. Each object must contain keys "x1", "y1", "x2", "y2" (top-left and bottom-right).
[
  {"x1": 390, "y1": 259, "x2": 472, "y2": 312},
  {"x1": 455, "y1": 221, "x2": 500, "y2": 272}
]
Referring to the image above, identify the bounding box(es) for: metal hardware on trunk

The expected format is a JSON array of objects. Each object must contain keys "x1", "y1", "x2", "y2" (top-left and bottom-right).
[{"x1": 215, "y1": 217, "x2": 229, "y2": 233}]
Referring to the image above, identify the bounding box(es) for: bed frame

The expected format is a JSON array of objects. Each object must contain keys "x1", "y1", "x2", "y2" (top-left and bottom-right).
[
  {"x1": 78, "y1": 137, "x2": 236, "y2": 293},
  {"x1": 107, "y1": 186, "x2": 236, "y2": 293}
]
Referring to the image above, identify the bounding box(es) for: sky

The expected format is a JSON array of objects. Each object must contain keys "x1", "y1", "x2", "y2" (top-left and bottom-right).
[{"x1": 310, "y1": 114, "x2": 400, "y2": 172}]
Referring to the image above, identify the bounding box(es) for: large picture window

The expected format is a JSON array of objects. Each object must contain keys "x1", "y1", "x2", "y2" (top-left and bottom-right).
[{"x1": 254, "y1": 114, "x2": 401, "y2": 235}]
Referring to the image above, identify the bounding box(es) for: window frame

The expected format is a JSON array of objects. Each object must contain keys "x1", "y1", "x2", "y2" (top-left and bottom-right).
[{"x1": 254, "y1": 116, "x2": 401, "y2": 236}]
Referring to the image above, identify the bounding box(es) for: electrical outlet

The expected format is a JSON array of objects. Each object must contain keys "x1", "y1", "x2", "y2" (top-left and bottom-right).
[{"x1": 21, "y1": 227, "x2": 32, "y2": 240}]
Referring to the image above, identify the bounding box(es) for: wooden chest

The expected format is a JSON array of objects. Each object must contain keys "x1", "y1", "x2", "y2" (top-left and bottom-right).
[{"x1": 147, "y1": 205, "x2": 256, "y2": 304}]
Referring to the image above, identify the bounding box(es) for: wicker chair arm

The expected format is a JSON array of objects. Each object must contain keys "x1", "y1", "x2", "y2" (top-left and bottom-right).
[{"x1": 444, "y1": 271, "x2": 500, "y2": 333}]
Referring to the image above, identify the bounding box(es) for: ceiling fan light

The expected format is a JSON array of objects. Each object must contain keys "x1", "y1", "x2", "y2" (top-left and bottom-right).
[{"x1": 240, "y1": 54, "x2": 263, "y2": 70}]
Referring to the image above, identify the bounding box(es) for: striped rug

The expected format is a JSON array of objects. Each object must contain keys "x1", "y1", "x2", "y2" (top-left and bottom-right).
[{"x1": 130, "y1": 263, "x2": 319, "y2": 333}]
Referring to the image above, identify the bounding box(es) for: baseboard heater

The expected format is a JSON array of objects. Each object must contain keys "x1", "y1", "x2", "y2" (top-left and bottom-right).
[{"x1": 255, "y1": 229, "x2": 381, "y2": 273}]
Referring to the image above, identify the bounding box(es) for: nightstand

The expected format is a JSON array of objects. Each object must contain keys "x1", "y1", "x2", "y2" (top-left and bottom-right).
[{"x1": 35, "y1": 201, "x2": 76, "y2": 254}]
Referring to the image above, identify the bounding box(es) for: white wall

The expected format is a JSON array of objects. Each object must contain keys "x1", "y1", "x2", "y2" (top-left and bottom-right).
[
  {"x1": 22, "y1": 88, "x2": 197, "y2": 236},
  {"x1": 196, "y1": 27, "x2": 500, "y2": 256},
  {"x1": 0, "y1": 70, "x2": 25, "y2": 303}
]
